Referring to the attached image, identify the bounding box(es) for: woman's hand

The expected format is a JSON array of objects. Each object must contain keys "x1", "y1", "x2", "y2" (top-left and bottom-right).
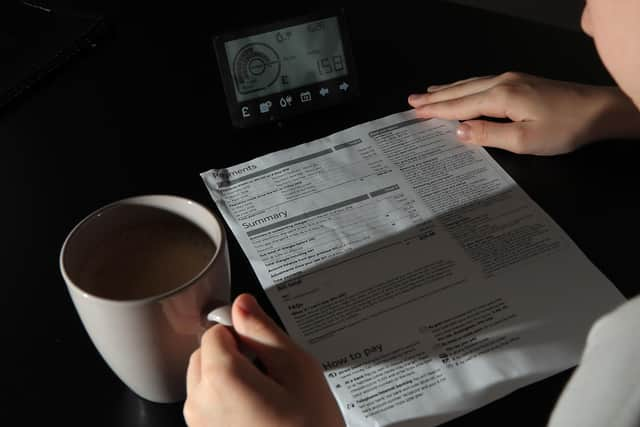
[
  {"x1": 408, "y1": 72, "x2": 640, "y2": 155},
  {"x1": 184, "y1": 294, "x2": 345, "y2": 427}
]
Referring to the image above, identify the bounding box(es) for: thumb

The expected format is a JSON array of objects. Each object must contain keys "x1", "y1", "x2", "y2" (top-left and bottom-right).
[
  {"x1": 457, "y1": 120, "x2": 530, "y2": 154},
  {"x1": 231, "y1": 294, "x2": 301, "y2": 386}
]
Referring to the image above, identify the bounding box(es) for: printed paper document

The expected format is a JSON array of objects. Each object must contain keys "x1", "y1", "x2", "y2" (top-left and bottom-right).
[{"x1": 202, "y1": 111, "x2": 624, "y2": 427}]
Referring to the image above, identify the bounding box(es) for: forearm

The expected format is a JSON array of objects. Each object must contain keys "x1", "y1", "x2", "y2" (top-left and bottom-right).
[{"x1": 584, "y1": 86, "x2": 640, "y2": 143}]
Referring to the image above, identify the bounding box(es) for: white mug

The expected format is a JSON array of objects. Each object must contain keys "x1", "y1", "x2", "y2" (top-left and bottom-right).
[{"x1": 60, "y1": 195, "x2": 231, "y2": 403}]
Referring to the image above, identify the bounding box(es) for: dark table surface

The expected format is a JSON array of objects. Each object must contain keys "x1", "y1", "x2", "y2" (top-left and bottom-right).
[{"x1": 3, "y1": 1, "x2": 639, "y2": 426}]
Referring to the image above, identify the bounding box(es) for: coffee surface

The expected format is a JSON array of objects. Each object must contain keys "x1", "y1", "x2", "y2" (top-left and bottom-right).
[{"x1": 76, "y1": 205, "x2": 216, "y2": 300}]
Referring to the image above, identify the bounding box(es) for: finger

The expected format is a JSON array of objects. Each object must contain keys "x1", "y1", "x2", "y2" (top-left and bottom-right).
[
  {"x1": 200, "y1": 324, "x2": 280, "y2": 395},
  {"x1": 409, "y1": 76, "x2": 500, "y2": 107},
  {"x1": 456, "y1": 120, "x2": 531, "y2": 154},
  {"x1": 186, "y1": 349, "x2": 201, "y2": 395},
  {"x1": 232, "y1": 294, "x2": 292, "y2": 349},
  {"x1": 232, "y1": 294, "x2": 300, "y2": 385},
  {"x1": 414, "y1": 87, "x2": 515, "y2": 121},
  {"x1": 428, "y1": 75, "x2": 495, "y2": 92},
  {"x1": 200, "y1": 324, "x2": 241, "y2": 373}
]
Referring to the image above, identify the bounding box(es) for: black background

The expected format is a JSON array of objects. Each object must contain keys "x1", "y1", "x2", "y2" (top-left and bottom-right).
[{"x1": 3, "y1": 1, "x2": 638, "y2": 426}]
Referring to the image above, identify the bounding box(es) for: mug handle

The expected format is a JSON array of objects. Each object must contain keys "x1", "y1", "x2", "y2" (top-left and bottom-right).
[{"x1": 206, "y1": 305, "x2": 233, "y2": 326}]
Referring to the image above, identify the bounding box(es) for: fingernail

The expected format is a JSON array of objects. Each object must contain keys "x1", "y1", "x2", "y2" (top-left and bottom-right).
[
  {"x1": 457, "y1": 123, "x2": 472, "y2": 141},
  {"x1": 408, "y1": 94, "x2": 419, "y2": 103},
  {"x1": 427, "y1": 85, "x2": 440, "y2": 92},
  {"x1": 236, "y1": 294, "x2": 259, "y2": 316}
]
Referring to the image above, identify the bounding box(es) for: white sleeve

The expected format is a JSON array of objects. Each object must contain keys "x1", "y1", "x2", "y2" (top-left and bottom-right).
[{"x1": 547, "y1": 295, "x2": 640, "y2": 427}]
